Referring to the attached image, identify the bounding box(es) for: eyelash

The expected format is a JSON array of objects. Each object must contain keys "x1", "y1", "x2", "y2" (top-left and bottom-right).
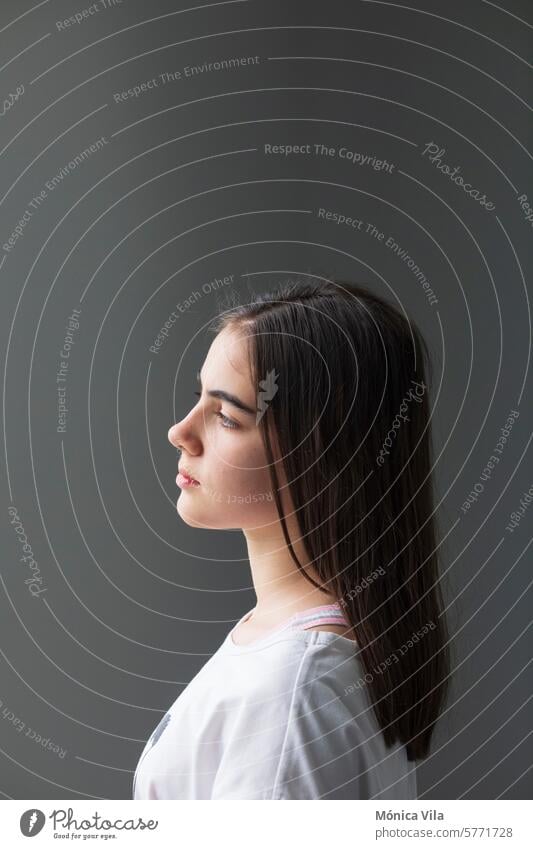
[{"x1": 193, "y1": 391, "x2": 239, "y2": 429}]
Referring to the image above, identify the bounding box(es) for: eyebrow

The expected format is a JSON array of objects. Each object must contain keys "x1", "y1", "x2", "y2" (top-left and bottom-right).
[{"x1": 197, "y1": 370, "x2": 257, "y2": 416}]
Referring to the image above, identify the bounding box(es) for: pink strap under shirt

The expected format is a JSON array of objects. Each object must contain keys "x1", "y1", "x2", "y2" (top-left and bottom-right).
[{"x1": 265, "y1": 601, "x2": 350, "y2": 637}]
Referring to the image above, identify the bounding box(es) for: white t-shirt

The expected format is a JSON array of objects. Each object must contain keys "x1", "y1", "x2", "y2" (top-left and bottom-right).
[{"x1": 133, "y1": 605, "x2": 417, "y2": 800}]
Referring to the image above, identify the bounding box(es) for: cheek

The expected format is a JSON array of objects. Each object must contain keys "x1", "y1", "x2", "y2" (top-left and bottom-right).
[{"x1": 213, "y1": 432, "x2": 271, "y2": 497}]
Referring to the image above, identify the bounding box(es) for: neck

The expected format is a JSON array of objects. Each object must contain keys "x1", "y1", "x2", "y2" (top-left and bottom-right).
[{"x1": 242, "y1": 514, "x2": 337, "y2": 624}]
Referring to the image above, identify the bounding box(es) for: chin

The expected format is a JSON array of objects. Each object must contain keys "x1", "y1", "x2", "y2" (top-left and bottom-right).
[
  {"x1": 176, "y1": 498, "x2": 220, "y2": 530},
  {"x1": 176, "y1": 500, "x2": 202, "y2": 528},
  {"x1": 176, "y1": 500, "x2": 245, "y2": 531}
]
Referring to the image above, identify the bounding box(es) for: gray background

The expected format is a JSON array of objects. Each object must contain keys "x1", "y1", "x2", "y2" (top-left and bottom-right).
[{"x1": 0, "y1": 0, "x2": 531, "y2": 800}]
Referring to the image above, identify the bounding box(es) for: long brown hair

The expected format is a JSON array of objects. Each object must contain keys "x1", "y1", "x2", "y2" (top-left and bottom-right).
[{"x1": 209, "y1": 277, "x2": 450, "y2": 762}]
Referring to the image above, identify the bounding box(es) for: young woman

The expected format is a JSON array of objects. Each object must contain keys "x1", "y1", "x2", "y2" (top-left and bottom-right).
[{"x1": 133, "y1": 278, "x2": 450, "y2": 800}]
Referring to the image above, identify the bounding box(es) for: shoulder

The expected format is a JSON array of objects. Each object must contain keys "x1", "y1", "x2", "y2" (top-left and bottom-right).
[{"x1": 241, "y1": 632, "x2": 360, "y2": 706}]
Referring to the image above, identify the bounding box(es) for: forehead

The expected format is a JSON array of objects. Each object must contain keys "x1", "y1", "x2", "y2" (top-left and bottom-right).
[{"x1": 202, "y1": 327, "x2": 251, "y2": 384}]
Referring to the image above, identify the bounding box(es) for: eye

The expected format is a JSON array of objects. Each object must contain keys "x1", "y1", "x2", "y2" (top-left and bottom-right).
[
  {"x1": 216, "y1": 412, "x2": 239, "y2": 430},
  {"x1": 193, "y1": 391, "x2": 239, "y2": 430}
]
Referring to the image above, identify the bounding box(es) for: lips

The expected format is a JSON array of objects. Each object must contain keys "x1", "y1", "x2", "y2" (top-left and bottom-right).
[{"x1": 178, "y1": 467, "x2": 200, "y2": 485}]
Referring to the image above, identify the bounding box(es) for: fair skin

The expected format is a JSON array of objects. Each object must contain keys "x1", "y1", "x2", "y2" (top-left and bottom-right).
[{"x1": 168, "y1": 326, "x2": 356, "y2": 645}]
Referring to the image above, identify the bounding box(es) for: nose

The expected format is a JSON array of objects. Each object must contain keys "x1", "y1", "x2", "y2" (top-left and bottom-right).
[
  {"x1": 168, "y1": 424, "x2": 178, "y2": 446},
  {"x1": 168, "y1": 414, "x2": 201, "y2": 454}
]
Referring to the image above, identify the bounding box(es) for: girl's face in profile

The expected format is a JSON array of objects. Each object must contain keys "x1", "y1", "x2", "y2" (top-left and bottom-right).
[{"x1": 168, "y1": 327, "x2": 283, "y2": 530}]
